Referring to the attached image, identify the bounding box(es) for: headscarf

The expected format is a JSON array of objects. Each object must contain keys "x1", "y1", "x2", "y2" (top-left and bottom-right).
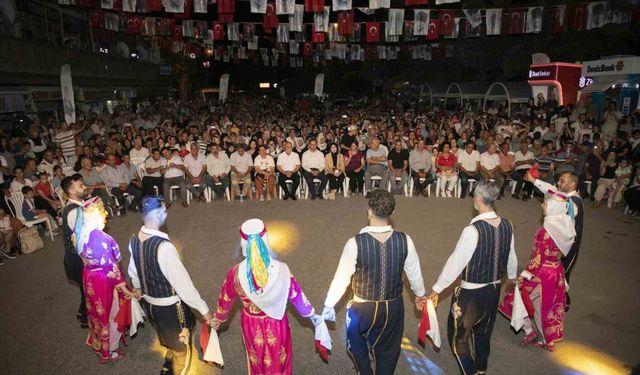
[
  {"x1": 543, "y1": 190, "x2": 576, "y2": 256},
  {"x1": 238, "y1": 219, "x2": 292, "y2": 319},
  {"x1": 329, "y1": 143, "x2": 339, "y2": 168},
  {"x1": 74, "y1": 196, "x2": 108, "y2": 255}
]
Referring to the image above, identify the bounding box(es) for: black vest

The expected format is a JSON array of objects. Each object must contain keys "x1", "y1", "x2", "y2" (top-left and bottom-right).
[
  {"x1": 130, "y1": 234, "x2": 175, "y2": 298},
  {"x1": 462, "y1": 218, "x2": 513, "y2": 284},
  {"x1": 61, "y1": 203, "x2": 83, "y2": 279},
  {"x1": 570, "y1": 195, "x2": 583, "y2": 247},
  {"x1": 352, "y1": 231, "x2": 408, "y2": 301}
]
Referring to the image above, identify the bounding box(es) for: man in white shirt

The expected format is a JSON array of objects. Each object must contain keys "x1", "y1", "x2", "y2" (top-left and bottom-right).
[
  {"x1": 161, "y1": 147, "x2": 188, "y2": 208},
  {"x1": 129, "y1": 136, "x2": 150, "y2": 167},
  {"x1": 229, "y1": 144, "x2": 254, "y2": 200},
  {"x1": 427, "y1": 182, "x2": 517, "y2": 375},
  {"x1": 480, "y1": 143, "x2": 504, "y2": 193},
  {"x1": 182, "y1": 143, "x2": 207, "y2": 202},
  {"x1": 322, "y1": 189, "x2": 426, "y2": 375},
  {"x1": 457, "y1": 141, "x2": 482, "y2": 198},
  {"x1": 128, "y1": 196, "x2": 213, "y2": 375},
  {"x1": 101, "y1": 154, "x2": 142, "y2": 214},
  {"x1": 254, "y1": 145, "x2": 276, "y2": 201},
  {"x1": 205, "y1": 143, "x2": 231, "y2": 200},
  {"x1": 37, "y1": 150, "x2": 58, "y2": 177},
  {"x1": 301, "y1": 138, "x2": 328, "y2": 199},
  {"x1": 277, "y1": 141, "x2": 301, "y2": 200},
  {"x1": 143, "y1": 148, "x2": 166, "y2": 197},
  {"x1": 511, "y1": 141, "x2": 535, "y2": 199}
]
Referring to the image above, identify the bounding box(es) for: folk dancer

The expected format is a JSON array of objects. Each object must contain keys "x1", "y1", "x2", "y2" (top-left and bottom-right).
[
  {"x1": 322, "y1": 189, "x2": 427, "y2": 375},
  {"x1": 128, "y1": 196, "x2": 213, "y2": 375},
  {"x1": 427, "y1": 182, "x2": 517, "y2": 375},
  {"x1": 211, "y1": 218, "x2": 325, "y2": 375},
  {"x1": 499, "y1": 189, "x2": 575, "y2": 352}
]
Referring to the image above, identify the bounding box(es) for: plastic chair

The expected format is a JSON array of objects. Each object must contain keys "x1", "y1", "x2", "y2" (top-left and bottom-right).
[
  {"x1": 409, "y1": 178, "x2": 431, "y2": 197},
  {"x1": 436, "y1": 174, "x2": 459, "y2": 198},
  {"x1": 388, "y1": 176, "x2": 408, "y2": 196},
  {"x1": 187, "y1": 184, "x2": 210, "y2": 204},
  {"x1": 304, "y1": 178, "x2": 327, "y2": 199},
  {"x1": 278, "y1": 179, "x2": 300, "y2": 199},
  {"x1": 363, "y1": 175, "x2": 385, "y2": 195},
  {"x1": 10, "y1": 192, "x2": 55, "y2": 241},
  {"x1": 138, "y1": 164, "x2": 159, "y2": 195}
]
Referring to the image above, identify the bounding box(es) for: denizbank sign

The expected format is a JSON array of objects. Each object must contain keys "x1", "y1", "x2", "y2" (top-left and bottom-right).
[{"x1": 581, "y1": 56, "x2": 640, "y2": 76}]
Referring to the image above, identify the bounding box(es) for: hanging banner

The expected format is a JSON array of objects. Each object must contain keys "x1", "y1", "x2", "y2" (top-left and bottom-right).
[
  {"x1": 314, "y1": 73, "x2": 324, "y2": 97},
  {"x1": 485, "y1": 9, "x2": 502, "y2": 35},
  {"x1": 219, "y1": 74, "x2": 229, "y2": 102},
  {"x1": 60, "y1": 64, "x2": 76, "y2": 124}
]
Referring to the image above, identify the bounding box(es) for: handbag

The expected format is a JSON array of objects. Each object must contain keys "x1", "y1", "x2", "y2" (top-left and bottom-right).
[{"x1": 18, "y1": 227, "x2": 45, "y2": 254}]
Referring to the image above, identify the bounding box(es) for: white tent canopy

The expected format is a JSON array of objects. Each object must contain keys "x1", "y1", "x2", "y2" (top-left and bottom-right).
[{"x1": 483, "y1": 82, "x2": 532, "y2": 116}]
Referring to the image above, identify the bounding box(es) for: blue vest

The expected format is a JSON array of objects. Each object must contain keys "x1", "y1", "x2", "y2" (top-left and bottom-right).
[
  {"x1": 352, "y1": 231, "x2": 408, "y2": 301},
  {"x1": 130, "y1": 234, "x2": 175, "y2": 298},
  {"x1": 462, "y1": 218, "x2": 513, "y2": 284}
]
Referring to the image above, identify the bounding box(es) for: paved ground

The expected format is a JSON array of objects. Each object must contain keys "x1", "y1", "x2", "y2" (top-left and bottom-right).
[{"x1": 1, "y1": 193, "x2": 639, "y2": 375}]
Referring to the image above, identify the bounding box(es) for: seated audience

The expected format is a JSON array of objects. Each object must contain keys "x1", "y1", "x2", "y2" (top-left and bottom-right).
[
  {"x1": 324, "y1": 143, "x2": 345, "y2": 200},
  {"x1": 364, "y1": 137, "x2": 389, "y2": 192},
  {"x1": 409, "y1": 139, "x2": 433, "y2": 196},
  {"x1": 254, "y1": 145, "x2": 276, "y2": 201},
  {"x1": 301, "y1": 138, "x2": 328, "y2": 200},
  {"x1": 205, "y1": 143, "x2": 231, "y2": 200},
  {"x1": 387, "y1": 138, "x2": 409, "y2": 195},
  {"x1": 230, "y1": 144, "x2": 254, "y2": 200},
  {"x1": 436, "y1": 143, "x2": 458, "y2": 197},
  {"x1": 457, "y1": 141, "x2": 482, "y2": 198},
  {"x1": 276, "y1": 142, "x2": 301, "y2": 200}
]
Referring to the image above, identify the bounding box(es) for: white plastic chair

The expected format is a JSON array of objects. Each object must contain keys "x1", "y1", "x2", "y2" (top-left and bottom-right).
[
  {"x1": 343, "y1": 177, "x2": 350, "y2": 197},
  {"x1": 436, "y1": 174, "x2": 459, "y2": 198},
  {"x1": 210, "y1": 182, "x2": 231, "y2": 201},
  {"x1": 363, "y1": 175, "x2": 387, "y2": 195},
  {"x1": 10, "y1": 192, "x2": 55, "y2": 241},
  {"x1": 186, "y1": 184, "x2": 210, "y2": 204},
  {"x1": 388, "y1": 176, "x2": 408, "y2": 196},
  {"x1": 278, "y1": 178, "x2": 301, "y2": 199},
  {"x1": 138, "y1": 164, "x2": 159, "y2": 196},
  {"x1": 304, "y1": 178, "x2": 328, "y2": 199},
  {"x1": 409, "y1": 177, "x2": 432, "y2": 197}
]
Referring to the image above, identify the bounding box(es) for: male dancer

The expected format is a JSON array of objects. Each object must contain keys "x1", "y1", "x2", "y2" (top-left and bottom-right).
[
  {"x1": 60, "y1": 174, "x2": 88, "y2": 328},
  {"x1": 427, "y1": 181, "x2": 517, "y2": 375},
  {"x1": 527, "y1": 171, "x2": 583, "y2": 309},
  {"x1": 128, "y1": 196, "x2": 213, "y2": 375},
  {"x1": 322, "y1": 189, "x2": 426, "y2": 375}
]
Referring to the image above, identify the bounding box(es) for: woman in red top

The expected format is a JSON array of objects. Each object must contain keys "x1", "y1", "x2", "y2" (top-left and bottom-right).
[{"x1": 436, "y1": 143, "x2": 458, "y2": 197}]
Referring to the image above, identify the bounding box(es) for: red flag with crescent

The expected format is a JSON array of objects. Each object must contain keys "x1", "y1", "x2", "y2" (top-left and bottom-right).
[
  {"x1": 439, "y1": 10, "x2": 455, "y2": 37},
  {"x1": 426, "y1": 19, "x2": 439, "y2": 40},
  {"x1": 338, "y1": 11, "x2": 354, "y2": 35},
  {"x1": 572, "y1": 4, "x2": 587, "y2": 31},
  {"x1": 509, "y1": 8, "x2": 526, "y2": 34},
  {"x1": 303, "y1": 42, "x2": 313, "y2": 56},
  {"x1": 212, "y1": 22, "x2": 225, "y2": 40},
  {"x1": 145, "y1": 0, "x2": 163, "y2": 11},
  {"x1": 171, "y1": 24, "x2": 183, "y2": 41},
  {"x1": 366, "y1": 22, "x2": 380, "y2": 43},
  {"x1": 218, "y1": 0, "x2": 236, "y2": 15},
  {"x1": 551, "y1": 6, "x2": 568, "y2": 33},
  {"x1": 312, "y1": 25, "x2": 325, "y2": 43},
  {"x1": 305, "y1": 0, "x2": 324, "y2": 13},
  {"x1": 263, "y1": 2, "x2": 278, "y2": 31},
  {"x1": 90, "y1": 10, "x2": 103, "y2": 28}
]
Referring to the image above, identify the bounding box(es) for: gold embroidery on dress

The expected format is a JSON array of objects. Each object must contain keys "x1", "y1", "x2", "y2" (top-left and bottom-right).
[
  {"x1": 95, "y1": 300, "x2": 105, "y2": 316},
  {"x1": 264, "y1": 349, "x2": 272, "y2": 367},
  {"x1": 267, "y1": 327, "x2": 277, "y2": 346},
  {"x1": 223, "y1": 292, "x2": 231, "y2": 302},
  {"x1": 216, "y1": 305, "x2": 227, "y2": 315},
  {"x1": 289, "y1": 288, "x2": 297, "y2": 299},
  {"x1": 279, "y1": 346, "x2": 287, "y2": 365},
  {"x1": 254, "y1": 330, "x2": 265, "y2": 346},
  {"x1": 530, "y1": 254, "x2": 541, "y2": 269},
  {"x1": 248, "y1": 349, "x2": 258, "y2": 365}
]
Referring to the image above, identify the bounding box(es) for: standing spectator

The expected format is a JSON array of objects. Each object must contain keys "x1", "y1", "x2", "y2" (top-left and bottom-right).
[
  {"x1": 161, "y1": 148, "x2": 188, "y2": 207},
  {"x1": 254, "y1": 145, "x2": 276, "y2": 201},
  {"x1": 593, "y1": 151, "x2": 618, "y2": 208},
  {"x1": 409, "y1": 139, "x2": 433, "y2": 197},
  {"x1": 24, "y1": 158, "x2": 38, "y2": 180},
  {"x1": 54, "y1": 121, "x2": 87, "y2": 168},
  {"x1": 324, "y1": 143, "x2": 345, "y2": 200},
  {"x1": 229, "y1": 144, "x2": 254, "y2": 200},
  {"x1": 276, "y1": 142, "x2": 301, "y2": 200},
  {"x1": 183, "y1": 142, "x2": 207, "y2": 202},
  {"x1": 142, "y1": 148, "x2": 166, "y2": 197},
  {"x1": 436, "y1": 144, "x2": 458, "y2": 197},
  {"x1": 205, "y1": 143, "x2": 231, "y2": 201},
  {"x1": 302, "y1": 139, "x2": 328, "y2": 200},
  {"x1": 602, "y1": 102, "x2": 621, "y2": 139},
  {"x1": 457, "y1": 141, "x2": 482, "y2": 198},
  {"x1": 582, "y1": 144, "x2": 604, "y2": 199},
  {"x1": 364, "y1": 137, "x2": 389, "y2": 192},
  {"x1": 387, "y1": 139, "x2": 409, "y2": 195},
  {"x1": 345, "y1": 142, "x2": 365, "y2": 194}
]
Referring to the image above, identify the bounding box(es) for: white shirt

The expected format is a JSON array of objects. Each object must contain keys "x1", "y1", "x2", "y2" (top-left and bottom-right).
[
  {"x1": 164, "y1": 155, "x2": 184, "y2": 179},
  {"x1": 129, "y1": 147, "x2": 150, "y2": 167},
  {"x1": 533, "y1": 179, "x2": 580, "y2": 219},
  {"x1": 0, "y1": 156, "x2": 7, "y2": 184},
  {"x1": 324, "y1": 225, "x2": 426, "y2": 308},
  {"x1": 301, "y1": 149, "x2": 325, "y2": 172},
  {"x1": 254, "y1": 154, "x2": 275, "y2": 171},
  {"x1": 205, "y1": 152, "x2": 231, "y2": 177},
  {"x1": 230, "y1": 151, "x2": 254, "y2": 174},
  {"x1": 513, "y1": 150, "x2": 535, "y2": 171},
  {"x1": 277, "y1": 151, "x2": 301, "y2": 172},
  {"x1": 183, "y1": 152, "x2": 206, "y2": 177},
  {"x1": 432, "y1": 212, "x2": 517, "y2": 293},
  {"x1": 480, "y1": 151, "x2": 500, "y2": 170},
  {"x1": 144, "y1": 157, "x2": 166, "y2": 178},
  {"x1": 127, "y1": 227, "x2": 209, "y2": 316},
  {"x1": 457, "y1": 149, "x2": 480, "y2": 172}
]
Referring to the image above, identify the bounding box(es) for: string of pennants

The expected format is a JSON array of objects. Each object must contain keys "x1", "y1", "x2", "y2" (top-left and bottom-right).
[{"x1": 61, "y1": 0, "x2": 640, "y2": 66}]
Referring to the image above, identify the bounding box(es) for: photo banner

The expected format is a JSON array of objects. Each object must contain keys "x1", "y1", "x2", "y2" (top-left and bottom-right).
[
  {"x1": 60, "y1": 64, "x2": 76, "y2": 124},
  {"x1": 219, "y1": 74, "x2": 229, "y2": 102},
  {"x1": 314, "y1": 73, "x2": 324, "y2": 97}
]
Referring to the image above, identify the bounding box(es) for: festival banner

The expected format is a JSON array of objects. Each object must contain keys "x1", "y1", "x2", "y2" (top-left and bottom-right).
[
  {"x1": 123, "y1": 0, "x2": 137, "y2": 12},
  {"x1": 485, "y1": 9, "x2": 502, "y2": 35},
  {"x1": 314, "y1": 73, "x2": 324, "y2": 97},
  {"x1": 368, "y1": 0, "x2": 389, "y2": 10},
  {"x1": 526, "y1": 7, "x2": 543, "y2": 33},
  {"x1": 60, "y1": 64, "x2": 76, "y2": 124},
  {"x1": 463, "y1": 9, "x2": 482, "y2": 29},
  {"x1": 194, "y1": 0, "x2": 207, "y2": 13},
  {"x1": 164, "y1": 0, "x2": 184, "y2": 13},
  {"x1": 414, "y1": 9, "x2": 429, "y2": 36},
  {"x1": 508, "y1": 8, "x2": 526, "y2": 34},
  {"x1": 333, "y1": 0, "x2": 352, "y2": 11},
  {"x1": 572, "y1": 4, "x2": 587, "y2": 31},
  {"x1": 289, "y1": 4, "x2": 304, "y2": 31},
  {"x1": 219, "y1": 74, "x2": 229, "y2": 102},
  {"x1": 587, "y1": 2, "x2": 607, "y2": 30},
  {"x1": 551, "y1": 5, "x2": 568, "y2": 33},
  {"x1": 388, "y1": 9, "x2": 405, "y2": 36},
  {"x1": 101, "y1": 0, "x2": 114, "y2": 10}
]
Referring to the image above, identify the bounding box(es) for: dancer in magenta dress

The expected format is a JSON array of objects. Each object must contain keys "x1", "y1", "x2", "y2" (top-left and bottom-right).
[
  {"x1": 76, "y1": 197, "x2": 133, "y2": 363},
  {"x1": 211, "y1": 218, "x2": 326, "y2": 375},
  {"x1": 499, "y1": 189, "x2": 575, "y2": 352}
]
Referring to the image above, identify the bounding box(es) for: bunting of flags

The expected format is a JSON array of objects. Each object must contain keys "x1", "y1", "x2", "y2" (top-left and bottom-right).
[{"x1": 66, "y1": 0, "x2": 639, "y2": 67}]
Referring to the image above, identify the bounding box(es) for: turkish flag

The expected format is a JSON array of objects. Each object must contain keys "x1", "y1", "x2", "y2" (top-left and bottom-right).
[
  {"x1": 212, "y1": 22, "x2": 225, "y2": 40},
  {"x1": 305, "y1": 0, "x2": 324, "y2": 13},
  {"x1": 219, "y1": 14, "x2": 234, "y2": 23},
  {"x1": 426, "y1": 19, "x2": 439, "y2": 40},
  {"x1": 303, "y1": 42, "x2": 313, "y2": 56},
  {"x1": 175, "y1": 0, "x2": 192, "y2": 19},
  {"x1": 365, "y1": 46, "x2": 377, "y2": 61},
  {"x1": 337, "y1": 11, "x2": 354, "y2": 35},
  {"x1": 312, "y1": 25, "x2": 325, "y2": 43},
  {"x1": 551, "y1": 6, "x2": 568, "y2": 33},
  {"x1": 126, "y1": 16, "x2": 140, "y2": 34},
  {"x1": 113, "y1": 0, "x2": 123, "y2": 11},
  {"x1": 439, "y1": 10, "x2": 455, "y2": 37},
  {"x1": 572, "y1": 4, "x2": 587, "y2": 31},
  {"x1": 509, "y1": 9, "x2": 526, "y2": 34},
  {"x1": 145, "y1": 0, "x2": 163, "y2": 11},
  {"x1": 89, "y1": 10, "x2": 103, "y2": 28},
  {"x1": 171, "y1": 24, "x2": 183, "y2": 41},
  {"x1": 264, "y1": 3, "x2": 278, "y2": 31},
  {"x1": 405, "y1": 0, "x2": 427, "y2": 5},
  {"x1": 218, "y1": 0, "x2": 236, "y2": 15},
  {"x1": 366, "y1": 22, "x2": 380, "y2": 43}
]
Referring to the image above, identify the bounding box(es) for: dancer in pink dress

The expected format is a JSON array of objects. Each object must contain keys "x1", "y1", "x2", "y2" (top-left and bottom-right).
[
  {"x1": 211, "y1": 219, "x2": 325, "y2": 375},
  {"x1": 76, "y1": 197, "x2": 133, "y2": 363},
  {"x1": 499, "y1": 189, "x2": 575, "y2": 352}
]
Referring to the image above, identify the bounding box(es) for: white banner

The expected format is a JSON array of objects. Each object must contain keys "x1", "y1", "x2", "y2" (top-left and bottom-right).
[
  {"x1": 289, "y1": 4, "x2": 304, "y2": 32},
  {"x1": 314, "y1": 73, "x2": 324, "y2": 97},
  {"x1": 60, "y1": 64, "x2": 76, "y2": 124},
  {"x1": 219, "y1": 74, "x2": 229, "y2": 103},
  {"x1": 485, "y1": 9, "x2": 502, "y2": 36}
]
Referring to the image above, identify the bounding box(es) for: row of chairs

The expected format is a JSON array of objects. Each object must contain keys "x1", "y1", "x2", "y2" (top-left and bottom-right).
[{"x1": 4, "y1": 192, "x2": 56, "y2": 241}]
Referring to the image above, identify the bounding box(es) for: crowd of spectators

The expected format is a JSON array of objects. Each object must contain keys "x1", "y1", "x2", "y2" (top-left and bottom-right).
[{"x1": 1, "y1": 92, "x2": 639, "y2": 265}]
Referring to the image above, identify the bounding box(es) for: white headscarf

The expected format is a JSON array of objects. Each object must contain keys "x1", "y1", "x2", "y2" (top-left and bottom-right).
[
  {"x1": 543, "y1": 190, "x2": 576, "y2": 256},
  {"x1": 238, "y1": 219, "x2": 291, "y2": 320}
]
